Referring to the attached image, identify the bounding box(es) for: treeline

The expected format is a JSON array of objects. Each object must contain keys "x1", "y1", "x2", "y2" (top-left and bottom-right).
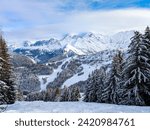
[
  {"x1": 25, "y1": 86, "x2": 80, "y2": 102},
  {"x1": 0, "y1": 34, "x2": 16, "y2": 106},
  {"x1": 84, "y1": 27, "x2": 150, "y2": 106}
]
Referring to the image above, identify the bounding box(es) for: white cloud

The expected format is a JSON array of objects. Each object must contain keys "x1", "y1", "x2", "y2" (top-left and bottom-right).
[
  {"x1": 5, "y1": 9, "x2": 150, "y2": 42},
  {"x1": 0, "y1": 0, "x2": 150, "y2": 42},
  {"x1": 65, "y1": 9, "x2": 150, "y2": 34}
]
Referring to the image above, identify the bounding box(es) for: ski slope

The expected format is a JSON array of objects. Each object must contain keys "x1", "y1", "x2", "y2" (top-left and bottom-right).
[
  {"x1": 62, "y1": 64, "x2": 96, "y2": 87},
  {"x1": 38, "y1": 58, "x2": 71, "y2": 90},
  {"x1": 5, "y1": 101, "x2": 150, "y2": 113}
]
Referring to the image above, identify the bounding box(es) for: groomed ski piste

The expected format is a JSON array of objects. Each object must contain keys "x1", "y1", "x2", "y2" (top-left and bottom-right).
[{"x1": 4, "y1": 101, "x2": 150, "y2": 113}]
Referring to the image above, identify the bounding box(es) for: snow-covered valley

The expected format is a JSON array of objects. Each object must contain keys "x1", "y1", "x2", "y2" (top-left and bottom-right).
[{"x1": 1, "y1": 29, "x2": 149, "y2": 112}]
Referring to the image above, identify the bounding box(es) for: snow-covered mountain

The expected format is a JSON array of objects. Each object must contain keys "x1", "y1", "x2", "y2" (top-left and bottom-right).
[
  {"x1": 110, "y1": 31, "x2": 134, "y2": 51},
  {"x1": 10, "y1": 31, "x2": 134, "y2": 63},
  {"x1": 62, "y1": 31, "x2": 134, "y2": 54},
  {"x1": 62, "y1": 32, "x2": 113, "y2": 55},
  {"x1": 12, "y1": 38, "x2": 63, "y2": 63},
  {"x1": 10, "y1": 31, "x2": 135, "y2": 92}
]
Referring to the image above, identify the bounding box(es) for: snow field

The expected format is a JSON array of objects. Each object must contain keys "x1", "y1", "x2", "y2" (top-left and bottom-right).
[{"x1": 5, "y1": 101, "x2": 150, "y2": 113}]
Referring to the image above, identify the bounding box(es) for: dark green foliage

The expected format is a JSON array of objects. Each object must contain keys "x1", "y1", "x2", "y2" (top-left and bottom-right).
[
  {"x1": 60, "y1": 87, "x2": 70, "y2": 102},
  {"x1": 103, "y1": 51, "x2": 123, "y2": 104},
  {"x1": 120, "y1": 30, "x2": 150, "y2": 106},
  {"x1": 84, "y1": 67, "x2": 106, "y2": 103},
  {"x1": 0, "y1": 34, "x2": 16, "y2": 104},
  {"x1": 69, "y1": 87, "x2": 80, "y2": 101}
]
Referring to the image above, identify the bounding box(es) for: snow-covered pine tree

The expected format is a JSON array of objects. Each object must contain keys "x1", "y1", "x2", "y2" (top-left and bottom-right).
[
  {"x1": 108, "y1": 51, "x2": 123, "y2": 104},
  {"x1": 84, "y1": 70, "x2": 99, "y2": 102},
  {"x1": 83, "y1": 74, "x2": 92, "y2": 102},
  {"x1": 141, "y1": 27, "x2": 150, "y2": 105},
  {"x1": 60, "y1": 86, "x2": 69, "y2": 102},
  {"x1": 54, "y1": 88, "x2": 61, "y2": 101},
  {"x1": 0, "y1": 80, "x2": 9, "y2": 104},
  {"x1": 75, "y1": 87, "x2": 81, "y2": 100},
  {"x1": 44, "y1": 87, "x2": 56, "y2": 101},
  {"x1": 40, "y1": 90, "x2": 46, "y2": 101},
  {"x1": 69, "y1": 87, "x2": 80, "y2": 101},
  {"x1": 0, "y1": 57, "x2": 8, "y2": 105},
  {"x1": 44, "y1": 87, "x2": 51, "y2": 101},
  {"x1": 0, "y1": 35, "x2": 16, "y2": 104},
  {"x1": 50, "y1": 88, "x2": 58, "y2": 101},
  {"x1": 142, "y1": 26, "x2": 150, "y2": 66},
  {"x1": 121, "y1": 31, "x2": 150, "y2": 106},
  {"x1": 96, "y1": 67, "x2": 107, "y2": 103},
  {"x1": 0, "y1": 55, "x2": 6, "y2": 105},
  {"x1": 142, "y1": 26, "x2": 150, "y2": 65},
  {"x1": 143, "y1": 26, "x2": 150, "y2": 51}
]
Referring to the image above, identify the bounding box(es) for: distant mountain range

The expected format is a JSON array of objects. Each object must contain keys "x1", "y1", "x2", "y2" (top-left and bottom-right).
[{"x1": 9, "y1": 31, "x2": 134, "y2": 63}]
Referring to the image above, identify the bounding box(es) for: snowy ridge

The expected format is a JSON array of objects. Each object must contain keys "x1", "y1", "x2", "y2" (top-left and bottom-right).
[
  {"x1": 10, "y1": 31, "x2": 134, "y2": 56},
  {"x1": 61, "y1": 32, "x2": 112, "y2": 54},
  {"x1": 23, "y1": 39, "x2": 62, "y2": 51},
  {"x1": 110, "y1": 31, "x2": 134, "y2": 50},
  {"x1": 64, "y1": 44, "x2": 85, "y2": 55},
  {"x1": 60, "y1": 31, "x2": 134, "y2": 55}
]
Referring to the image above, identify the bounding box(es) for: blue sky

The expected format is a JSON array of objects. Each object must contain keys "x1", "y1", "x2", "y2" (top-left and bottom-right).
[
  {"x1": 0, "y1": 0, "x2": 150, "y2": 42},
  {"x1": 60, "y1": 0, "x2": 150, "y2": 10}
]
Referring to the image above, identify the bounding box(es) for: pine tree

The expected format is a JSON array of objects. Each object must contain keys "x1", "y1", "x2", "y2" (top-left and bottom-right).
[
  {"x1": 83, "y1": 74, "x2": 92, "y2": 102},
  {"x1": 84, "y1": 70, "x2": 99, "y2": 102},
  {"x1": 0, "y1": 34, "x2": 16, "y2": 104},
  {"x1": 0, "y1": 80, "x2": 9, "y2": 112},
  {"x1": 96, "y1": 67, "x2": 107, "y2": 103},
  {"x1": 40, "y1": 90, "x2": 46, "y2": 101},
  {"x1": 143, "y1": 26, "x2": 150, "y2": 52},
  {"x1": 141, "y1": 27, "x2": 150, "y2": 105},
  {"x1": 0, "y1": 81, "x2": 9, "y2": 104},
  {"x1": 75, "y1": 87, "x2": 81, "y2": 99},
  {"x1": 104, "y1": 51, "x2": 123, "y2": 104},
  {"x1": 0, "y1": 58, "x2": 6, "y2": 104},
  {"x1": 60, "y1": 87, "x2": 69, "y2": 102},
  {"x1": 143, "y1": 26, "x2": 150, "y2": 66},
  {"x1": 101, "y1": 71, "x2": 111, "y2": 103},
  {"x1": 121, "y1": 31, "x2": 150, "y2": 106},
  {"x1": 69, "y1": 87, "x2": 80, "y2": 101},
  {"x1": 44, "y1": 88, "x2": 54, "y2": 101},
  {"x1": 89, "y1": 70, "x2": 99, "y2": 102},
  {"x1": 54, "y1": 88, "x2": 61, "y2": 101},
  {"x1": 84, "y1": 68, "x2": 107, "y2": 103}
]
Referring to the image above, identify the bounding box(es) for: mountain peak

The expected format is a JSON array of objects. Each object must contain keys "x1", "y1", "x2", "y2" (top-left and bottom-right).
[
  {"x1": 10, "y1": 30, "x2": 135, "y2": 57},
  {"x1": 23, "y1": 41, "x2": 32, "y2": 47}
]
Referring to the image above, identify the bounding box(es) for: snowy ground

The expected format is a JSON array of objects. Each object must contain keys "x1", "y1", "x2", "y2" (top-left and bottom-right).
[{"x1": 4, "y1": 101, "x2": 150, "y2": 113}]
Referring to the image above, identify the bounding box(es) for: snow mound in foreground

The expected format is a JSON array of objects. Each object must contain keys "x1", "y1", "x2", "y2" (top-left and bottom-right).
[{"x1": 4, "y1": 101, "x2": 150, "y2": 113}]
